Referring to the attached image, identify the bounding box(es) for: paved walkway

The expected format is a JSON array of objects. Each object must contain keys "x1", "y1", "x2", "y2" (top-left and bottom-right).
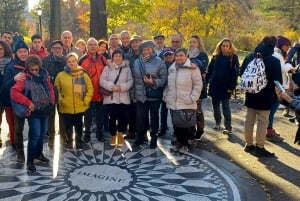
[{"x1": 0, "y1": 120, "x2": 266, "y2": 201}]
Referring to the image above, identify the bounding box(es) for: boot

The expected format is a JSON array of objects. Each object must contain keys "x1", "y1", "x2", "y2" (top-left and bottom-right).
[
  {"x1": 150, "y1": 134, "x2": 157, "y2": 149},
  {"x1": 117, "y1": 132, "x2": 124, "y2": 146},
  {"x1": 17, "y1": 150, "x2": 25, "y2": 163},
  {"x1": 110, "y1": 135, "x2": 117, "y2": 146}
]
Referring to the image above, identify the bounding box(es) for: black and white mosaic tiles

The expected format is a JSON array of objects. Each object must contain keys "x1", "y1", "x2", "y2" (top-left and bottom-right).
[{"x1": 0, "y1": 140, "x2": 241, "y2": 201}]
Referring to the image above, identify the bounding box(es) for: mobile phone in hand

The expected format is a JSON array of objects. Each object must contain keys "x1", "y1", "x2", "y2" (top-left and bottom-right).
[
  {"x1": 146, "y1": 73, "x2": 151, "y2": 79},
  {"x1": 274, "y1": 80, "x2": 285, "y2": 92}
]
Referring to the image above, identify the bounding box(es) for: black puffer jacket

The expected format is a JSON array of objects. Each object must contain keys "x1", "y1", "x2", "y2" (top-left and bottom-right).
[{"x1": 240, "y1": 44, "x2": 282, "y2": 110}]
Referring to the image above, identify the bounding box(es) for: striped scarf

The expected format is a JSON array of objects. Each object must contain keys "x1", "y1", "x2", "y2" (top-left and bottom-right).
[
  {"x1": 30, "y1": 73, "x2": 51, "y2": 111},
  {"x1": 0, "y1": 57, "x2": 11, "y2": 74}
]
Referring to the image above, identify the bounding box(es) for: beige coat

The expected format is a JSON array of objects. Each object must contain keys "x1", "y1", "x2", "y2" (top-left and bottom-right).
[
  {"x1": 163, "y1": 59, "x2": 202, "y2": 110},
  {"x1": 100, "y1": 61, "x2": 133, "y2": 105}
]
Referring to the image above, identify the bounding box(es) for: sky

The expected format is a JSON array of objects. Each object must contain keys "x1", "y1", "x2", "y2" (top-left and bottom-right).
[{"x1": 28, "y1": 0, "x2": 39, "y2": 10}]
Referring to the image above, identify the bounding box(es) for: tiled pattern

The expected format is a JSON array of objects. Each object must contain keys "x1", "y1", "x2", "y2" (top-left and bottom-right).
[{"x1": 0, "y1": 138, "x2": 241, "y2": 201}]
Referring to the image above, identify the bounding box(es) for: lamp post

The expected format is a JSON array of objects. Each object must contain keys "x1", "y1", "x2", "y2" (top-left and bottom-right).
[{"x1": 37, "y1": 8, "x2": 42, "y2": 37}]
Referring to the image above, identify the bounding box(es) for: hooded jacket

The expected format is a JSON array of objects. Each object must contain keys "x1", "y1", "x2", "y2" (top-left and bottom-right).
[
  {"x1": 240, "y1": 44, "x2": 282, "y2": 110},
  {"x1": 163, "y1": 59, "x2": 202, "y2": 110},
  {"x1": 54, "y1": 66, "x2": 93, "y2": 114},
  {"x1": 29, "y1": 46, "x2": 48, "y2": 59}
]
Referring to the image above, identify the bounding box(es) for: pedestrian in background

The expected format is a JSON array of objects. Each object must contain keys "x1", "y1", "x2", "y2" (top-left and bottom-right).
[{"x1": 207, "y1": 38, "x2": 239, "y2": 135}]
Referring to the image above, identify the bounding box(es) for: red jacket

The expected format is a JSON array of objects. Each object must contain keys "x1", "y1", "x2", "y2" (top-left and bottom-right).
[
  {"x1": 79, "y1": 52, "x2": 107, "y2": 101},
  {"x1": 29, "y1": 46, "x2": 48, "y2": 59},
  {"x1": 11, "y1": 69, "x2": 55, "y2": 115}
]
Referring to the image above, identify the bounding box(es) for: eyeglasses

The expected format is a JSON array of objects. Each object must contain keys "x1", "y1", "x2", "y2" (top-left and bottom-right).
[
  {"x1": 172, "y1": 41, "x2": 180, "y2": 43},
  {"x1": 51, "y1": 47, "x2": 63, "y2": 50}
]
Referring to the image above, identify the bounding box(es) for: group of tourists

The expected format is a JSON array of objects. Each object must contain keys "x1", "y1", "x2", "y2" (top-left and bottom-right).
[{"x1": 0, "y1": 29, "x2": 299, "y2": 173}]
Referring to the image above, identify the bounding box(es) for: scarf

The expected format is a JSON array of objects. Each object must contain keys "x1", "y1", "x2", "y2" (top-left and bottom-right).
[
  {"x1": 188, "y1": 48, "x2": 200, "y2": 58},
  {"x1": 142, "y1": 55, "x2": 151, "y2": 63},
  {"x1": 30, "y1": 71, "x2": 51, "y2": 111},
  {"x1": 0, "y1": 57, "x2": 11, "y2": 74},
  {"x1": 64, "y1": 66, "x2": 86, "y2": 100}
]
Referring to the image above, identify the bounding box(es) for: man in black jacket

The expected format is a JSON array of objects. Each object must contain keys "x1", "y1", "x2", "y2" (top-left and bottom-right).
[{"x1": 42, "y1": 40, "x2": 66, "y2": 147}]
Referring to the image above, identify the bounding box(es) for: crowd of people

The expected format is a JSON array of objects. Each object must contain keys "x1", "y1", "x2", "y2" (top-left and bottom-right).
[{"x1": 0, "y1": 29, "x2": 300, "y2": 173}]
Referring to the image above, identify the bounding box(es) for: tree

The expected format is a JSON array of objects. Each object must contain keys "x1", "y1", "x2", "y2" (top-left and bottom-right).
[
  {"x1": 90, "y1": 0, "x2": 107, "y2": 39},
  {"x1": 0, "y1": 0, "x2": 27, "y2": 34}
]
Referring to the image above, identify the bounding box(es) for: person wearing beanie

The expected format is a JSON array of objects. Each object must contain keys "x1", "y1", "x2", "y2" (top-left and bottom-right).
[
  {"x1": 266, "y1": 36, "x2": 297, "y2": 142},
  {"x1": 42, "y1": 39, "x2": 66, "y2": 147},
  {"x1": 2, "y1": 38, "x2": 29, "y2": 163},
  {"x1": 29, "y1": 33, "x2": 48, "y2": 59},
  {"x1": 131, "y1": 40, "x2": 167, "y2": 149}
]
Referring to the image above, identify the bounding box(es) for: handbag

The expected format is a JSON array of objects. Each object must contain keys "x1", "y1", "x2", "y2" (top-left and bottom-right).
[
  {"x1": 171, "y1": 109, "x2": 197, "y2": 128},
  {"x1": 11, "y1": 80, "x2": 30, "y2": 118},
  {"x1": 99, "y1": 67, "x2": 123, "y2": 96}
]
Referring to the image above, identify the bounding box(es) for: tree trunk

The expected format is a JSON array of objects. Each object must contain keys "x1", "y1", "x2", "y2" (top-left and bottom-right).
[
  {"x1": 49, "y1": 0, "x2": 61, "y2": 41},
  {"x1": 90, "y1": 0, "x2": 107, "y2": 40}
]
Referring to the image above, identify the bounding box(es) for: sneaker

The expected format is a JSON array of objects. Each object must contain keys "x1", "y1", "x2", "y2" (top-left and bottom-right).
[
  {"x1": 35, "y1": 153, "x2": 50, "y2": 163},
  {"x1": 124, "y1": 132, "x2": 136, "y2": 139},
  {"x1": 179, "y1": 146, "x2": 189, "y2": 154},
  {"x1": 255, "y1": 146, "x2": 275, "y2": 157},
  {"x1": 266, "y1": 129, "x2": 280, "y2": 136},
  {"x1": 27, "y1": 163, "x2": 36, "y2": 173},
  {"x1": 244, "y1": 145, "x2": 256, "y2": 153},
  {"x1": 76, "y1": 142, "x2": 83, "y2": 150},
  {"x1": 110, "y1": 135, "x2": 117, "y2": 146},
  {"x1": 83, "y1": 135, "x2": 91, "y2": 143},
  {"x1": 266, "y1": 133, "x2": 283, "y2": 142},
  {"x1": 116, "y1": 133, "x2": 124, "y2": 146},
  {"x1": 170, "y1": 143, "x2": 181, "y2": 152},
  {"x1": 17, "y1": 151, "x2": 25, "y2": 163},
  {"x1": 223, "y1": 128, "x2": 232, "y2": 135},
  {"x1": 157, "y1": 128, "x2": 166, "y2": 137},
  {"x1": 213, "y1": 124, "x2": 222, "y2": 130},
  {"x1": 96, "y1": 133, "x2": 105, "y2": 142},
  {"x1": 64, "y1": 142, "x2": 73, "y2": 150}
]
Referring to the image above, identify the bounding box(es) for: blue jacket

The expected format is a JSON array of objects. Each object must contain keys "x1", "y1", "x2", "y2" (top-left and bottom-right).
[{"x1": 2, "y1": 57, "x2": 26, "y2": 107}]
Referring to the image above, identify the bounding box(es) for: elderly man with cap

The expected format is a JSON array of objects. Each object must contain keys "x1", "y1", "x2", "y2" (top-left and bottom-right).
[
  {"x1": 124, "y1": 35, "x2": 143, "y2": 139},
  {"x1": 2, "y1": 39, "x2": 29, "y2": 162},
  {"x1": 158, "y1": 47, "x2": 175, "y2": 136},
  {"x1": 131, "y1": 40, "x2": 167, "y2": 149},
  {"x1": 42, "y1": 40, "x2": 67, "y2": 147},
  {"x1": 153, "y1": 34, "x2": 165, "y2": 58}
]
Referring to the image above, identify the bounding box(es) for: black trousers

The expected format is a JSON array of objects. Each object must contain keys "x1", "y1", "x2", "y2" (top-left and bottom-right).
[
  {"x1": 84, "y1": 101, "x2": 104, "y2": 137},
  {"x1": 63, "y1": 112, "x2": 84, "y2": 143},
  {"x1": 107, "y1": 104, "x2": 129, "y2": 136}
]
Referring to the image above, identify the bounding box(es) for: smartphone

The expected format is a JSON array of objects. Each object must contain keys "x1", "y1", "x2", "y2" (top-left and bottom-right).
[
  {"x1": 145, "y1": 73, "x2": 151, "y2": 79},
  {"x1": 274, "y1": 80, "x2": 285, "y2": 92}
]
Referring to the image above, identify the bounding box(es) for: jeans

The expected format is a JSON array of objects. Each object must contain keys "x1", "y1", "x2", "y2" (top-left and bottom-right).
[
  {"x1": 267, "y1": 99, "x2": 280, "y2": 130},
  {"x1": 211, "y1": 98, "x2": 231, "y2": 129},
  {"x1": 84, "y1": 101, "x2": 104, "y2": 137},
  {"x1": 136, "y1": 100, "x2": 161, "y2": 144},
  {"x1": 27, "y1": 116, "x2": 48, "y2": 163},
  {"x1": 107, "y1": 104, "x2": 129, "y2": 135}
]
